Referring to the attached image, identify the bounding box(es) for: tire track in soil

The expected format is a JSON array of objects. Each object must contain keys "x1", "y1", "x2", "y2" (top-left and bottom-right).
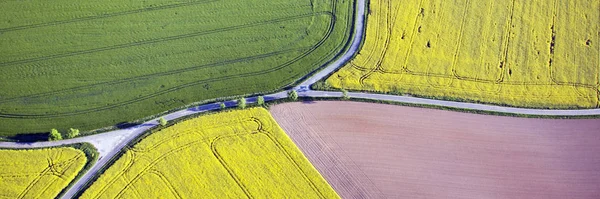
[
  {"x1": 210, "y1": 130, "x2": 326, "y2": 198},
  {"x1": 149, "y1": 170, "x2": 183, "y2": 199},
  {"x1": 270, "y1": 101, "x2": 600, "y2": 198},
  {"x1": 0, "y1": 0, "x2": 219, "y2": 34},
  {"x1": 0, "y1": 9, "x2": 338, "y2": 118},
  {"x1": 0, "y1": 12, "x2": 326, "y2": 69},
  {"x1": 107, "y1": 119, "x2": 263, "y2": 199},
  {"x1": 358, "y1": 0, "x2": 393, "y2": 85},
  {"x1": 270, "y1": 104, "x2": 381, "y2": 199},
  {"x1": 345, "y1": 0, "x2": 597, "y2": 105},
  {"x1": 547, "y1": 0, "x2": 596, "y2": 100}
]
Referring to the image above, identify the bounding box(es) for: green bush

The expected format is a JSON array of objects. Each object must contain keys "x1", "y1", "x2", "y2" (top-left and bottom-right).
[
  {"x1": 288, "y1": 90, "x2": 298, "y2": 101},
  {"x1": 66, "y1": 128, "x2": 80, "y2": 139},
  {"x1": 49, "y1": 129, "x2": 63, "y2": 141},
  {"x1": 312, "y1": 81, "x2": 332, "y2": 90},
  {"x1": 341, "y1": 89, "x2": 350, "y2": 100},
  {"x1": 257, "y1": 96, "x2": 265, "y2": 106},
  {"x1": 159, "y1": 117, "x2": 167, "y2": 126},
  {"x1": 238, "y1": 98, "x2": 247, "y2": 109}
]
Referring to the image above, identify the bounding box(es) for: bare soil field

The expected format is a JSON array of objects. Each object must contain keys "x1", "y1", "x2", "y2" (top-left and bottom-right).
[{"x1": 270, "y1": 101, "x2": 600, "y2": 198}]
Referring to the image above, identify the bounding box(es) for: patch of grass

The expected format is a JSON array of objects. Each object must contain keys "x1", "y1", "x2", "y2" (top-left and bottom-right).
[
  {"x1": 80, "y1": 108, "x2": 338, "y2": 198},
  {"x1": 0, "y1": 0, "x2": 356, "y2": 136}
]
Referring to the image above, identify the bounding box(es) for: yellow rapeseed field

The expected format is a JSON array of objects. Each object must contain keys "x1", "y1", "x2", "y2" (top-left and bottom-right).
[
  {"x1": 0, "y1": 147, "x2": 87, "y2": 199},
  {"x1": 81, "y1": 108, "x2": 338, "y2": 198},
  {"x1": 328, "y1": 0, "x2": 599, "y2": 108}
]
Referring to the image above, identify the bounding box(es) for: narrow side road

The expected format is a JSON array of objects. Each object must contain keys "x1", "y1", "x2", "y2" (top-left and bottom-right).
[{"x1": 299, "y1": 91, "x2": 600, "y2": 116}]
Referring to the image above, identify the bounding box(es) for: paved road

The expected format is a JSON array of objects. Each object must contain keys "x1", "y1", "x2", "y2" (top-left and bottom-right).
[
  {"x1": 299, "y1": 91, "x2": 600, "y2": 116},
  {"x1": 1, "y1": 0, "x2": 600, "y2": 198}
]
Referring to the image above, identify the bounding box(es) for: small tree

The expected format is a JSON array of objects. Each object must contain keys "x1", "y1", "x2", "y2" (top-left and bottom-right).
[
  {"x1": 341, "y1": 89, "x2": 350, "y2": 100},
  {"x1": 238, "y1": 98, "x2": 246, "y2": 109},
  {"x1": 257, "y1": 96, "x2": 265, "y2": 106},
  {"x1": 49, "y1": 129, "x2": 62, "y2": 141},
  {"x1": 220, "y1": 102, "x2": 226, "y2": 109},
  {"x1": 313, "y1": 81, "x2": 331, "y2": 90},
  {"x1": 159, "y1": 117, "x2": 167, "y2": 126},
  {"x1": 66, "y1": 128, "x2": 80, "y2": 139},
  {"x1": 288, "y1": 90, "x2": 298, "y2": 101}
]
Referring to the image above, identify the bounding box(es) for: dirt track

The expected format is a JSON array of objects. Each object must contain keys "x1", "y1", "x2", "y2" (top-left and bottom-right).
[{"x1": 270, "y1": 101, "x2": 600, "y2": 199}]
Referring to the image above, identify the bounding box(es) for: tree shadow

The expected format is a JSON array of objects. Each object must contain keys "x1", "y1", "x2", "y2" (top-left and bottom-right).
[
  {"x1": 115, "y1": 122, "x2": 142, "y2": 129},
  {"x1": 8, "y1": 133, "x2": 49, "y2": 143},
  {"x1": 264, "y1": 96, "x2": 278, "y2": 101},
  {"x1": 187, "y1": 103, "x2": 221, "y2": 112},
  {"x1": 301, "y1": 99, "x2": 316, "y2": 104}
]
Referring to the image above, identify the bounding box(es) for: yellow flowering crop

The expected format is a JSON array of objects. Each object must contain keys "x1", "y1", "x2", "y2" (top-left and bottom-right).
[
  {"x1": 81, "y1": 108, "x2": 338, "y2": 198},
  {"x1": 328, "y1": 0, "x2": 599, "y2": 108},
  {"x1": 0, "y1": 147, "x2": 87, "y2": 198}
]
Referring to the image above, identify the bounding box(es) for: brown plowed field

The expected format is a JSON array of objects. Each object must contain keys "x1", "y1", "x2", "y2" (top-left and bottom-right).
[{"x1": 270, "y1": 101, "x2": 600, "y2": 199}]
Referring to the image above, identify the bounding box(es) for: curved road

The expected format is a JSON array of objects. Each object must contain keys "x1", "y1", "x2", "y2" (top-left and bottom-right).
[{"x1": 1, "y1": 0, "x2": 600, "y2": 198}]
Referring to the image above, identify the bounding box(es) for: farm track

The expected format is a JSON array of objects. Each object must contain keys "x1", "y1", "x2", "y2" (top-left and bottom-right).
[{"x1": 2, "y1": 0, "x2": 600, "y2": 198}]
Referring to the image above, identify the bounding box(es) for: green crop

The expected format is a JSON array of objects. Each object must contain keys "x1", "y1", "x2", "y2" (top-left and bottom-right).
[{"x1": 0, "y1": 0, "x2": 354, "y2": 136}]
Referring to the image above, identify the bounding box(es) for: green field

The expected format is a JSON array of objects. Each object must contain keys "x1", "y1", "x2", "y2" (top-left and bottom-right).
[{"x1": 0, "y1": 0, "x2": 354, "y2": 136}]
